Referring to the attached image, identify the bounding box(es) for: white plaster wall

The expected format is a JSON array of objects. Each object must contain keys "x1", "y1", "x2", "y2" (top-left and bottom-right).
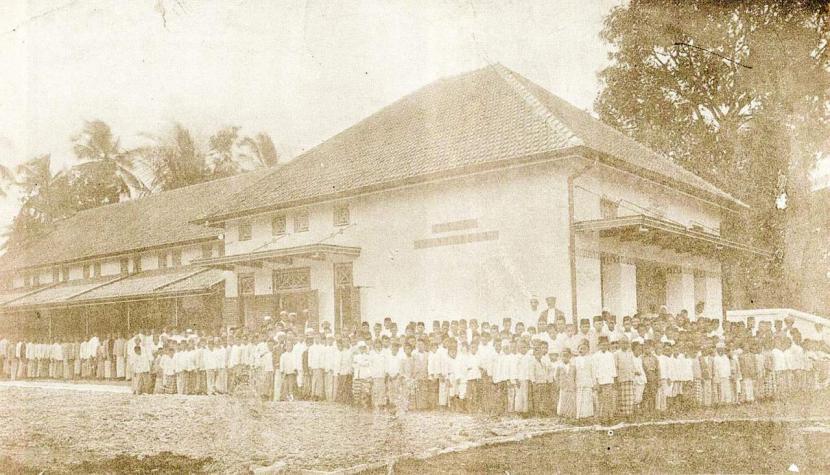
[
  {"x1": 576, "y1": 255, "x2": 602, "y2": 320},
  {"x1": 224, "y1": 161, "x2": 573, "y2": 327},
  {"x1": 37, "y1": 269, "x2": 53, "y2": 284},
  {"x1": 102, "y1": 260, "x2": 121, "y2": 276}
]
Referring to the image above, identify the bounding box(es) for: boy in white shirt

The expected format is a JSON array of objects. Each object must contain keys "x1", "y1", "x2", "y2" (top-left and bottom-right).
[
  {"x1": 132, "y1": 345, "x2": 151, "y2": 395},
  {"x1": 204, "y1": 340, "x2": 217, "y2": 395},
  {"x1": 324, "y1": 335, "x2": 339, "y2": 402},
  {"x1": 337, "y1": 338, "x2": 354, "y2": 403},
  {"x1": 713, "y1": 343, "x2": 733, "y2": 404},
  {"x1": 351, "y1": 341, "x2": 371, "y2": 408},
  {"x1": 386, "y1": 340, "x2": 403, "y2": 410},
  {"x1": 656, "y1": 343, "x2": 672, "y2": 412},
  {"x1": 514, "y1": 340, "x2": 533, "y2": 415},
  {"x1": 159, "y1": 346, "x2": 176, "y2": 394},
  {"x1": 280, "y1": 339, "x2": 298, "y2": 401},
  {"x1": 258, "y1": 341, "x2": 275, "y2": 401},
  {"x1": 308, "y1": 334, "x2": 326, "y2": 401},
  {"x1": 592, "y1": 337, "x2": 617, "y2": 422},
  {"x1": 369, "y1": 339, "x2": 388, "y2": 411}
]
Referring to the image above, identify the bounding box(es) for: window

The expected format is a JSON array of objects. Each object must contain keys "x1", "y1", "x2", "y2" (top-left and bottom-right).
[
  {"x1": 93, "y1": 262, "x2": 101, "y2": 278},
  {"x1": 272, "y1": 215, "x2": 286, "y2": 236},
  {"x1": 239, "y1": 274, "x2": 255, "y2": 295},
  {"x1": 172, "y1": 249, "x2": 182, "y2": 267},
  {"x1": 61, "y1": 267, "x2": 69, "y2": 282},
  {"x1": 158, "y1": 251, "x2": 168, "y2": 269},
  {"x1": 52, "y1": 267, "x2": 60, "y2": 283},
  {"x1": 32, "y1": 273, "x2": 40, "y2": 286},
  {"x1": 201, "y1": 243, "x2": 213, "y2": 259},
  {"x1": 120, "y1": 258, "x2": 129, "y2": 275},
  {"x1": 218, "y1": 242, "x2": 225, "y2": 257},
  {"x1": 24, "y1": 274, "x2": 32, "y2": 287},
  {"x1": 83, "y1": 264, "x2": 90, "y2": 279},
  {"x1": 294, "y1": 210, "x2": 309, "y2": 233},
  {"x1": 600, "y1": 197, "x2": 619, "y2": 219},
  {"x1": 274, "y1": 267, "x2": 311, "y2": 290},
  {"x1": 132, "y1": 255, "x2": 142, "y2": 273},
  {"x1": 333, "y1": 204, "x2": 350, "y2": 226},
  {"x1": 334, "y1": 262, "x2": 353, "y2": 287},
  {"x1": 239, "y1": 220, "x2": 252, "y2": 241}
]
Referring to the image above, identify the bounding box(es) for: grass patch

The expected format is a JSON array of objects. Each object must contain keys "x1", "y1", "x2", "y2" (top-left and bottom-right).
[
  {"x1": 382, "y1": 420, "x2": 830, "y2": 474},
  {"x1": 2, "y1": 452, "x2": 215, "y2": 474}
]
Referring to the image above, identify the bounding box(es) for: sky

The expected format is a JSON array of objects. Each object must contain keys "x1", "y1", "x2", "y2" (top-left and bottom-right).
[{"x1": 0, "y1": 0, "x2": 622, "y2": 234}]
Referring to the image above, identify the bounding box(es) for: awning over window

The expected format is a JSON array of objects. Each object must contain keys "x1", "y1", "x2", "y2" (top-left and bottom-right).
[
  {"x1": 574, "y1": 214, "x2": 771, "y2": 258},
  {"x1": 191, "y1": 243, "x2": 362, "y2": 269},
  {"x1": 1, "y1": 267, "x2": 225, "y2": 312}
]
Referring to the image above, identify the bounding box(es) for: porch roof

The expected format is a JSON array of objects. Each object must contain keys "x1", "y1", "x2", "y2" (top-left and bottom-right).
[
  {"x1": 190, "y1": 244, "x2": 362, "y2": 269},
  {"x1": 573, "y1": 214, "x2": 771, "y2": 258},
  {"x1": 0, "y1": 267, "x2": 225, "y2": 312}
]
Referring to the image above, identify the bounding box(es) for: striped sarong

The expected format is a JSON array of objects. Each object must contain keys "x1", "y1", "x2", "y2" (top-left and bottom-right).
[{"x1": 616, "y1": 381, "x2": 634, "y2": 416}]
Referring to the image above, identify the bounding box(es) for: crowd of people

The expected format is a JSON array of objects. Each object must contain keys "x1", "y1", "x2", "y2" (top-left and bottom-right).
[{"x1": 2, "y1": 303, "x2": 830, "y2": 423}]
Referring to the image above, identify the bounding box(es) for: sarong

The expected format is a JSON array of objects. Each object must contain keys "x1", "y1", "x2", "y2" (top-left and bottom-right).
[
  {"x1": 575, "y1": 386, "x2": 593, "y2": 419},
  {"x1": 617, "y1": 381, "x2": 634, "y2": 416},
  {"x1": 557, "y1": 388, "x2": 576, "y2": 418}
]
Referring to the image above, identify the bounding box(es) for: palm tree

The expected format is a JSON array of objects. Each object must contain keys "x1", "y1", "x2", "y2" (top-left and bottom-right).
[
  {"x1": 141, "y1": 124, "x2": 212, "y2": 191},
  {"x1": 239, "y1": 132, "x2": 279, "y2": 168},
  {"x1": 3, "y1": 155, "x2": 75, "y2": 250},
  {"x1": 207, "y1": 126, "x2": 242, "y2": 178},
  {"x1": 0, "y1": 164, "x2": 13, "y2": 197},
  {"x1": 72, "y1": 120, "x2": 147, "y2": 203}
]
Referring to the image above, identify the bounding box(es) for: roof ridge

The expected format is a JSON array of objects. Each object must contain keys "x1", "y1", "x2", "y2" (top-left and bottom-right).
[{"x1": 490, "y1": 64, "x2": 584, "y2": 149}]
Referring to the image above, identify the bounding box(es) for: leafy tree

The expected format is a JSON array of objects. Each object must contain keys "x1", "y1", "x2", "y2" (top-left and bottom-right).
[
  {"x1": 595, "y1": 0, "x2": 830, "y2": 310},
  {"x1": 141, "y1": 124, "x2": 212, "y2": 191},
  {"x1": 239, "y1": 132, "x2": 279, "y2": 168},
  {"x1": 72, "y1": 120, "x2": 148, "y2": 207}
]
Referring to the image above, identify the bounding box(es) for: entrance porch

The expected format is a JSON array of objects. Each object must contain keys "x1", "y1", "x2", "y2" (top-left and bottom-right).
[
  {"x1": 193, "y1": 244, "x2": 362, "y2": 331},
  {"x1": 574, "y1": 214, "x2": 770, "y2": 322}
]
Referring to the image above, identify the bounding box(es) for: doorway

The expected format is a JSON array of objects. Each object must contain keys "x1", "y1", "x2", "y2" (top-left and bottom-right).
[
  {"x1": 333, "y1": 262, "x2": 360, "y2": 333},
  {"x1": 276, "y1": 290, "x2": 318, "y2": 327},
  {"x1": 636, "y1": 261, "x2": 667, "y2": 314}
]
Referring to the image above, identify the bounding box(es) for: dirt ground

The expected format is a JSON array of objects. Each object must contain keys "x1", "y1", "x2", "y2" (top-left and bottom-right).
[{"x1": 1, "y1": 384, "x2": 829, "y2": 474}]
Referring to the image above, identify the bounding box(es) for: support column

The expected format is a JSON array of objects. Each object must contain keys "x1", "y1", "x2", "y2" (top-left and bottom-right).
[
  {"x1": 601, "y1": 255, "x2": 638, "y2": 322},
  {"x1": 619, "y1": 259, "x2": 638, "y2": 318},
  {"x1": 601, "y1": 254, "x2": 621, "y2": 316},
  {"x1": 666, "y1": 267, "x2": 695, "y2": 315},
  {"x1": 705, "y1": 272, "x2": 724, "y2": 319},
  {"x1": 576, "y1": 250, "x2": 602, "y2": 322}
]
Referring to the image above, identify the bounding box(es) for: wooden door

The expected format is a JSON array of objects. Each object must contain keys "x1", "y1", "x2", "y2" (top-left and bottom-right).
[{"x1": 636, "y1": 262, "x2": 666, "y2": 314}]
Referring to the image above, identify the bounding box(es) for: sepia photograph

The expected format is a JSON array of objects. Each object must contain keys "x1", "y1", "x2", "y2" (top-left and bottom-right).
[{"x1": 0, "y1": 0, "x2": 829, "y2": 473}]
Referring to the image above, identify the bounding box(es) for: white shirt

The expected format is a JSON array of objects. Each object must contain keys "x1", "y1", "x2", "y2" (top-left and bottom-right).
[
  {"x1": 368, "y1": 350, "x2": 386, "y2": 379},
  {"x1": 713, "y1": 354, "x2": 732, "y2": 379},
  {"x1": 352, "y1": 351, "x2": 371, "y2": 379},
  {"x1": 591, "y1": 350, "x2": 617, "y2": 385},
  {"x1": 280, "y1": 350, "x2": 297, "y2": 374},
  {"x1": 133, "y1": 354, "x2": 151, "y2": 374}
]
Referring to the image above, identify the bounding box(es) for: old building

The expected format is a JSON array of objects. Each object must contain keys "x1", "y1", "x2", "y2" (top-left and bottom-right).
[
  {"x1": 0, "y1": 65, "x2": 768, "y2": 336},
  {"x1": 193, "y1": 65, "x2": 766, "y2": 331}
]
